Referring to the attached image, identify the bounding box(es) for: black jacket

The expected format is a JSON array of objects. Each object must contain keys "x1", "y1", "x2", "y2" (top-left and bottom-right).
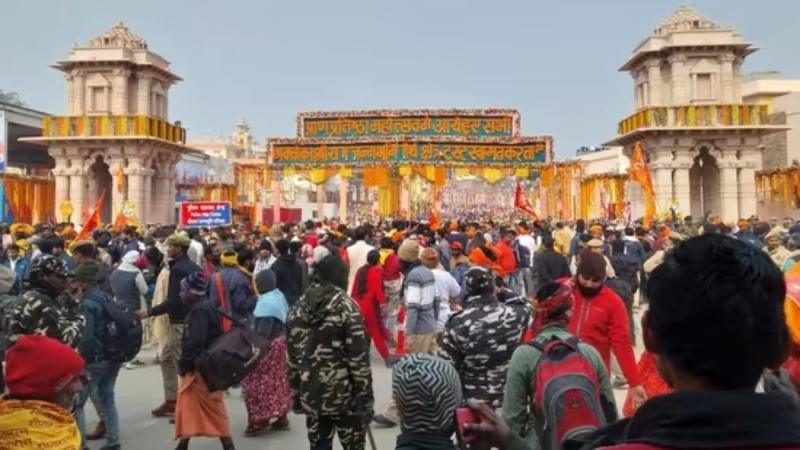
[
  {"x1": 149, "y1": 255, "x2": 201, "y2": 324},
  {"x1": 566, "y1": 390, "x2": 800, "y2": 450},
  {"x1": 271, "y1": 254, "x2": 304, "y2": 306},
  {"x1": 179, "y1": 299, "x2": 224, "y2": 375}
]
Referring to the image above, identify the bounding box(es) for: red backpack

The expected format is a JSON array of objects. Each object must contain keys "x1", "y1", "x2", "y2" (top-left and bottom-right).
[{"x1": 531, "y1": 335, "x2": 607, "y2": 450}]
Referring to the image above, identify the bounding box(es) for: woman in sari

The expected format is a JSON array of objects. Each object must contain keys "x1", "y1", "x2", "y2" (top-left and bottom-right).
[{"x1": 241, "y1": 269, "x2": 291, "y2": 436}]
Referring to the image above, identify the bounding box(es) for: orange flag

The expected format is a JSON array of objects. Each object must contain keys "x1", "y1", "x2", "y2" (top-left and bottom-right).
[
  {"x1": 514, "y1": 181, "x2": 537, "y2": 218},
  {"x1": 429, "y1": 210, "x2": 440, "y2": 231},
  {"x1": 630, "y1": 142, "x2": 656, "y2": 228},
  {"x1": 75, "y1": 190, "x2": 105, "y2": 241}
]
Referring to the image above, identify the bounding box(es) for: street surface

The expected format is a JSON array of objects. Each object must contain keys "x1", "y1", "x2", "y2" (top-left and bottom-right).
[{"x1": 82, "y1": 345, "x2": 632, "y2": 450}]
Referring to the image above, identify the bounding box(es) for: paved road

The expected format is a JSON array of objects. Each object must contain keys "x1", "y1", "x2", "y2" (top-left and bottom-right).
[
  {"x1": 85, "y1": 340, "x2": 635, "y2": 450},
  {"x1": 83, "y1": 348, "x2": 399, "y2": 450}
]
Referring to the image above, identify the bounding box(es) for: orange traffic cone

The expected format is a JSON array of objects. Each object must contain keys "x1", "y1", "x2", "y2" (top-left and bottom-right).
[{"x1": 394, "y1": 305, "x2": 406, "y2": 357}]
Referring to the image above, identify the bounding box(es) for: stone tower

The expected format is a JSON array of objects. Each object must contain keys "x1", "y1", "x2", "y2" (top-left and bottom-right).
[
  {"x1": 25, "y1": 22, "x2": 189, "y2": 225},
  {"x1": 605, "y1": 5, "x2": 786, "y2": 223}
]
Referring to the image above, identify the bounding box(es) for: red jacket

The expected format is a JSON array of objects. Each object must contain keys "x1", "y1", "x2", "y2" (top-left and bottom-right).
[
  {"x1": 495, "y1": 240, "x2": 517, "y2": 275},
  {"x1": 564, "y1": 279, "x2": 641, "y2": 387},
  {"x1": 350, "y1": 265, "x2": 386, "y2": 313}
]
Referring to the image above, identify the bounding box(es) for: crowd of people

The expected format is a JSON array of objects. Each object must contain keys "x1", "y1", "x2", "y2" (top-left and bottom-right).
[{"x1": 1, "y1": 213, "x2": 800, "y2": 450}]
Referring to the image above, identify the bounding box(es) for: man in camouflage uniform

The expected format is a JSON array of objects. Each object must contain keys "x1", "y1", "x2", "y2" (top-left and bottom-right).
[
  {"x1": 287, "y1": 250, "x2": 374, "y2": 450},
  {"x1": 3, "y1": 255, "x2": 84, "y2": 350},
  {"x1": 439, "y1": 266, "x2": 530, "y2": 408}
]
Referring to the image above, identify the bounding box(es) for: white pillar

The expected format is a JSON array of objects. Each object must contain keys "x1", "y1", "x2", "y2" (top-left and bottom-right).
[
  {"x1": 125, "y1": 158, "x2": 146, "y2": 225},
  {"x1": 69, "y1": 165, "x2": 86, "y2": 226},
  {"x1": 272, "y1": 171, "x2": 281, "y2": 224},
  {"x1": 142, "y1": 168, "x2": 154, "y2": 225},
  {"x1": 738, "y1": 165, "x2": 757, "y2": 220},
  {"x1": 110, "y1": 159, "x2": 127, "y2": 221},
  {"x1": 400, "y1": 175, "x2": 410, "y2": 219},
  {"x1": 669, "y1": 54, "x2": 688, "y2": 105},
  {"x1": 112, "y1": 68, "x2": 129, "y2": 115},
  {"x1": 51, "y1": 156, "x2": 71, "y2": 223},
  {"x1": 73, "y1": 71, "x2": 86, "y2": 116},
  {"x1": 339, "y1": 176, "x2": 349, "y2": 222},
  {"x1": 316, "y1": 183, "x2": 325, "y2": 220},
  {"x1": 646, "y1": 60, "x2": 661, "y2": 106},
  {"x1": 137, "y1": 75, "x2": 151, "y2": 116},
  {"x1": 673, "y1": 164, "x2": 691, "y2": 216},
  {"x1": 719, "y1": 54, "x2": 736, "y2": 103},
  {"x1": 154, "y1": 173, "x2": 171, "y2": 225},
  {"x1": 66, "y1": 74, "x2": 75, "y2": 115},
  {"x1": 719, "y1": 160, "x2": 740, "y2": 223}
]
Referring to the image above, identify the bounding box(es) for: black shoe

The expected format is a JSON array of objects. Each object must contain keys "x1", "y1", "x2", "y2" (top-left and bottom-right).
[{"x1": 372, "y1": 414, "x2": 397, "y2": 428}]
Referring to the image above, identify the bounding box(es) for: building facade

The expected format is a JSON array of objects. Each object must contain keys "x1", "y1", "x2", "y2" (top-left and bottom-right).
[
  {"x1": 574, "y1": 146, "x2": 630, "y2": 175},
  {"x1": 605, "y1": 5, "x2": 786, "y2": 223},
  {"x1": 23, "y1": 22, "x2": 189, "y2": 225}
]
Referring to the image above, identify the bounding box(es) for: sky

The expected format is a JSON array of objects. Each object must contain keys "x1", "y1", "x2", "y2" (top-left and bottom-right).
[{"x1": 1, "y1": 0, "x2": 799, "y2": 158}]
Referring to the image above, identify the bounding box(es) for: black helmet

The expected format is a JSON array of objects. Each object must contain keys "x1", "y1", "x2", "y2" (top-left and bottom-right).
[{"x1": 27, "y1": 255, "x2": 69, "y2": 284}]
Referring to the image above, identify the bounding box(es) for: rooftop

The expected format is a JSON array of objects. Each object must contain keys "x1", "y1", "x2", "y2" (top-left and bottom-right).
[
  {"x1": 86, "y1": 21, "x2": 148, "y2": 50},
  {"x1": 654, "y1": 4, "x2": 720, "y2": 35}
]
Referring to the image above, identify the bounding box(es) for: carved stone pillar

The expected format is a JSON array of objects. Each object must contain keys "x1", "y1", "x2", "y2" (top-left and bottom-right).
[
  {"x1": 49, "y1": 149, "x2": 71, "y2": 223},
  {"x1": 65, "y1": 73, "x2": 75, "y2": 115},
  {"x1": 68, "y1": 165, "x2": 86, "y2": 226},
  {"x1": 646, "y1": 60, "x2": 662, "y2": 106},
  {"x1": 668, "y1": 54, "x2": 688, "y2": 105},
  {"x1": 112, "y1": 68, "x2": 130, "y2": 115},
  {"x1": 719, "y1": 54, "x2": 736, "y2": 103},
  {"x1": 73, "y1": 70, "x2": 86, "y2": 116},
  {"x1": 141, "y1": 168, "x2": 154, "y2": 225},
  {"x1": 125, "y1": 157, "x2": 146, "y2": 225},
  {"x1": 719, "y1": 155, "x2": 740, "y2": 223},
  {"x1": 738, "y1": 148, "x2": 759, "y2": 219},
  {"x1": 673, "y1": 153, "x2": 693, "y2": 217},
  {"x1": 137, "y1": 74, "x2": 151, "y2": 116},
  {"x1": 649, "y1": 150, "x2": 674, "y2": 213}
]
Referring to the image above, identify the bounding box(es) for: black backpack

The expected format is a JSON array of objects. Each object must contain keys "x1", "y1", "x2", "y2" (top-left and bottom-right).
[
  {"x1": 196, "y1": 310, "x2": 268, "y2": 392},
  {"x1": 515, "y1": 242, "x2": 532, "y2": 269},
  {"x1": 101, "y1": 298, "x2": 144, "y2": 363}
]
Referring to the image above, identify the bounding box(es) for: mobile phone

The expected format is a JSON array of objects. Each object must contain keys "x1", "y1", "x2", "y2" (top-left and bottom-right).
[{"x1": 455, "y1": 407, "x2": 480, "y2": 446}]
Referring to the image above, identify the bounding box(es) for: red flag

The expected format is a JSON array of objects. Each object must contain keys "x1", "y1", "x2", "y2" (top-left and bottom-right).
[
  {"x1": 515, "y1": 181, "x2": 537, "y2": 218},
  {"x1": 75, "y1": 190, "x2": 105, "y2": 241}
]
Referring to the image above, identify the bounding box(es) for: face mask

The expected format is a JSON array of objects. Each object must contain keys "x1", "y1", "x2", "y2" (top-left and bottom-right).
[{"x1": 577, "y1": 282, "x2": 602, "y2": 299}]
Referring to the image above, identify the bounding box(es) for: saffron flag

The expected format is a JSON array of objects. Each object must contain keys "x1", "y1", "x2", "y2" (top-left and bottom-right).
[
  {"x1": 75, "y1": 190, "x2": 105, "y2": 241},
  {"x1": 514, "y1": 181, "x2": 537, "y2": 218},
  {"x1": 629, "y1": 142, "x2": 656, "y2": 228},
  {"x1": 429, "y1": 210, "x2": 440, "y2": 231}
]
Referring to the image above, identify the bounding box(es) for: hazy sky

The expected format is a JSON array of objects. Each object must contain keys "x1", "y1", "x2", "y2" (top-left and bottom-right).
[{"x1": 2, "y1": 1, "x2": 798, "y2": 158}]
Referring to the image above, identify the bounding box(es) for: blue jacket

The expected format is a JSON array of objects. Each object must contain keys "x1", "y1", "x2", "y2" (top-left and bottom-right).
[
  {"x1": 2, "y1": 257, "x2": 30, "y2": 296},
  {"x1": 208, "y1": 266, "x2": 257, "y2": 324}
]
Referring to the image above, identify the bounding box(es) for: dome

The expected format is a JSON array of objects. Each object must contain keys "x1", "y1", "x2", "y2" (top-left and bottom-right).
[
  {"x1": 87, "y1": 21, "x2": 148, "y2": 49},
  {"x1": 655, "y1": 5, "x2": 719, "y2": 35}
]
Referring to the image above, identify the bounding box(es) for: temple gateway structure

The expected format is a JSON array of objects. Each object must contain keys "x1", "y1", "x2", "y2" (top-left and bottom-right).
[
  {"x1": 23, "y1": 22, "x2": 189, "y2": 225},
  {"x1": 267, "y1": 109, "x2": 553, "y2": 221},
  {"x1": 605, "y1": 5, "x2": 786, "y2": 223}
]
